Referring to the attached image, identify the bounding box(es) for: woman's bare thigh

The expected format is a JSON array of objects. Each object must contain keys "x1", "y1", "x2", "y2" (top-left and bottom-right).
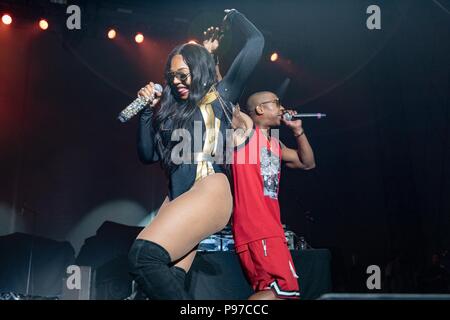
[
  {"x1": 137, "y1": 173, "x2": 232, "y2": 262},
  {"x1": 154, "y1": 197, "x2": 197, "y2": 272}
]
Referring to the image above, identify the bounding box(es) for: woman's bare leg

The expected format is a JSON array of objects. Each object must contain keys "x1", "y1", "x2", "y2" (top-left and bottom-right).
[
  {"x1": 128, "y1": 173, "x2": 232, "y2": 299},
  {"x1": 156, "y1": 197, "x2": 199, "y2": 272},
  {"x1": 137, "y1": 173, "x2": 232, "y2": 263},
  {"x1": 173, "y1": 247, "x2": 197, "y2": 271}
]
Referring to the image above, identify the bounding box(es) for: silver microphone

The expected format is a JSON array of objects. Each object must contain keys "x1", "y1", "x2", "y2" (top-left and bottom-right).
[
  {"x1": 283, "y1": 112, "x2": 326, "y2": 121},
  {"x1": 118, "y1": 84, "x2": 163, "y2": 123}
]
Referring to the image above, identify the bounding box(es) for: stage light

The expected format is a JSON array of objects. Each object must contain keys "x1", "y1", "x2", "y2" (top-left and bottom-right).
[
  {"x1": 270, "y1": 53, "x2": 279, "y2": 62},
  {"x1": 2, "y1": 14, "x2": 12, "y2": 25},
  {"x1": 107, "y1": 29, "x2": 116, "y2": 39},
  {"x1": 188, "y1": 40, "x2": 198, "y2": 44},
  {"x1": 39, "y1": 19, "x2": 49, "y2": 30},
  {"x1": 135, "y1": 33, "x2": 144, "y2": 44}
]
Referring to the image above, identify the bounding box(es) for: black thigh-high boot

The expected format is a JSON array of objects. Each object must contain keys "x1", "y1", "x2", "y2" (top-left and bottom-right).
[
  {"x1": 171, "y1": 266, "x2": 187, "y2": 289},
  {"x1": 130, "y1": 266, "x2": 188, "y2": 300},
  {"x1": 128, "y1": 239, "x2": 189, "y2": 300},
  {"x1": 171, "y1": 266, "x2": 192, "y2": 298}
]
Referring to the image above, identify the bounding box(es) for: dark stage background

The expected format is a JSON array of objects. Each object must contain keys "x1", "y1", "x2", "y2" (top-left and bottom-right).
[{"x1": 0, "y1": 0, "x2": 449, "y2": 294}]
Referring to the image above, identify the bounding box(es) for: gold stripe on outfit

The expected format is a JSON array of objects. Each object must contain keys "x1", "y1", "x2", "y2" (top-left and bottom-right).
[{"x1": 195, "y1": 89, "x2": 221, "y2": 181}]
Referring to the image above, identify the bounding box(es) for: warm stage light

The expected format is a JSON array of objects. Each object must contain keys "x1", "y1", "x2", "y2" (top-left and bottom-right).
[
  {"x1": 135, "y1": 33, "x2": 144, "y2": 44},
  {"x1": 2, "y1": 14, "x2": 12, "y2": 25},
  {"x1": 270, "y1": 53, "x2": 279, "y2": 62},
  {"x1": 39, "y1": 19, "x2": 49, "y2": 30},
  {"x1": 108, "y1": 29, "x2": 116, "y2": 39}
]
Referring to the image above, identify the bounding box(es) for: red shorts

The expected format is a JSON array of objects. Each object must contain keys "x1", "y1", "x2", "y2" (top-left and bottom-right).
[{"x1": 235, "y1": 237, "x2": 300, "y2": 299}]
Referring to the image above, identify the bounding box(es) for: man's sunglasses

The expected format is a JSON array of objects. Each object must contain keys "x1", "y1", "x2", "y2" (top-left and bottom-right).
[{"x1": 257, "y1": 98, "x2": 281, "y2": 108}]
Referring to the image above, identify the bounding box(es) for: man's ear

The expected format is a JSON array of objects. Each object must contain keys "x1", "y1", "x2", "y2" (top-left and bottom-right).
[{"x1": 255, "y1": 105, "x2": 264, "y2": 115}]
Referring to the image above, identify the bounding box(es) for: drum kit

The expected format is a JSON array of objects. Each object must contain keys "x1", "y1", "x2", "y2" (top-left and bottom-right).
[
  {"x1": 198, "y1": 226, "x2": 235, "y2": 252},
  {"x1": 198, "y1": 225, "x2": 304, "y2": 252}
]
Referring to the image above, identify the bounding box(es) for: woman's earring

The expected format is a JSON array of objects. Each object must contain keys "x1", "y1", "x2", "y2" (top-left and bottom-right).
[{"x1": 203, "y1": 82, "x2": 207, "y2": 87}]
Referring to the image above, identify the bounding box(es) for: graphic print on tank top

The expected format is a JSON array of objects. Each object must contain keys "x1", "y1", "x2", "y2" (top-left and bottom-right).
[{"x1": 260, "y1": 146, "x2": 280, "y2": 199}]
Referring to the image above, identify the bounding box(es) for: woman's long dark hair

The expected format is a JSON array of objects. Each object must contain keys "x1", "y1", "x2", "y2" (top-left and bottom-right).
[{"x1": 153, "y1": 43, "x2": 218, "y2": 174}]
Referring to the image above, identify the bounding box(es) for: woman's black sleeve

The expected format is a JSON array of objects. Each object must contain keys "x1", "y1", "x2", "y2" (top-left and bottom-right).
[
  {"x1": 137, "y1": 107, "x2": 160, "y2": 164},
  {"x1": 218, "y1": 10, "x2": 265, "y2": 104}
]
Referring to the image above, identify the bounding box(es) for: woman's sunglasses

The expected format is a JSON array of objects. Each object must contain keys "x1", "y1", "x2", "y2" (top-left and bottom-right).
[{"x1": 166, "y1": 71, "x2": 191, "y2": 82}]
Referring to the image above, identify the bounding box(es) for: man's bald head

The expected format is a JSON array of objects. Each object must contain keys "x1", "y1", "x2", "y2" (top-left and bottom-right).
[{"x1": 246, "y1": 91, "x2": 277, "y2": 115}]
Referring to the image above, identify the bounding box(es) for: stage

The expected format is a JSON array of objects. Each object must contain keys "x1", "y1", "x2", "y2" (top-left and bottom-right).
[{"x1": 0, "y1": 225, "x2": 332, "y2": 300}]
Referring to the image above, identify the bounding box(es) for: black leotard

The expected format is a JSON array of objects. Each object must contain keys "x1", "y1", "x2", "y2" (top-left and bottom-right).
[{"x1": 137, "y1": 10, "x2": 264, "y2": 200}]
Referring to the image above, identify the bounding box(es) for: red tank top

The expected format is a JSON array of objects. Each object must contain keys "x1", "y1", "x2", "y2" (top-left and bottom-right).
[{"x1": 231, "y1": 126, "x2": 285, "y2": 246}]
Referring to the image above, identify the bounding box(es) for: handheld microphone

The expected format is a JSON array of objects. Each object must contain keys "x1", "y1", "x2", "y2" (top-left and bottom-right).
[
  {"x1": 118, "y1": 84, "x2": 163, "y2": 123},
  {"x1": 283, "y1": 112, "x2": 326, "y2": 121}
]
